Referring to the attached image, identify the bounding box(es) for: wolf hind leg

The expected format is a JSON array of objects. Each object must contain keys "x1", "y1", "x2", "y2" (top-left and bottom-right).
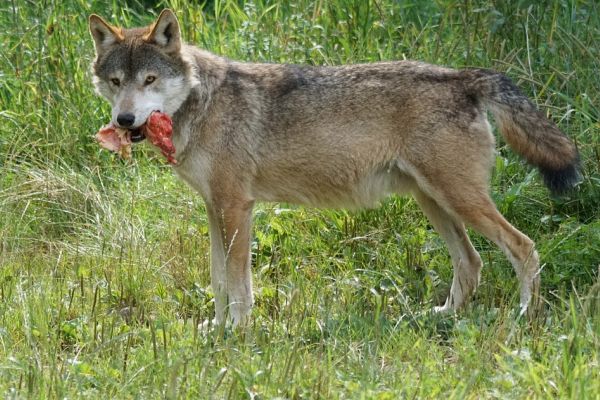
[
  {"x1": 421, "y1": 184, "x2": 540, "y2": 315},
  {"x1": 413, "y1": 189, "x2": 483, "y2": 312},
  {"x1": 459, "y1": 202, "x2": 541, "y2": 315}
]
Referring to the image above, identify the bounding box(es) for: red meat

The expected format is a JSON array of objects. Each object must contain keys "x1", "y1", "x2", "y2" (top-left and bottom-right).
[
  {"x1": 94, "y1": 111, "x2": 177, "y2": 164},
  {"x1": 142, "y1": 111, "x2": 177, "y2": 164},
  {"x1": 95, "y1": 124, "x2": 132, "y2": 159}
]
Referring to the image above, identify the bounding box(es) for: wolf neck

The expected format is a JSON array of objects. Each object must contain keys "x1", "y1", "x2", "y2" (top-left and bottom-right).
[
  {"x1": 178, "y1": 47, "x2": 227, "y2": 112},
  {"x1": 170, "y1": 46, "x2": 228, "y2": 159}
]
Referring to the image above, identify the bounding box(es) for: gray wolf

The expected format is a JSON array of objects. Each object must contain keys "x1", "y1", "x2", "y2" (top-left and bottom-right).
[{"x1": 89, "y1": 9, "x2": 580, "y2": 327}]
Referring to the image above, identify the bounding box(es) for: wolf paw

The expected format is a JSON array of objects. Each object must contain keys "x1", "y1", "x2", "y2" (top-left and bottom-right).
[
  {"x1": 432, "y1": 304, "x2": 453, "y2": 314},
  {"x1": 198, "y1": 317, "x2": 229, "y2": 335}
]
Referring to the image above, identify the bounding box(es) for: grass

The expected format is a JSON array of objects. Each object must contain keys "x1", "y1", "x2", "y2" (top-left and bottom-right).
[{"x1": 1, "y1": 0, "x2": 599, "y2": 398}]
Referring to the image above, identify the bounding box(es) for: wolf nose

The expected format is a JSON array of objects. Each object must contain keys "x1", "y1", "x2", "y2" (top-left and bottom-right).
[{"x1": 116, "y1": 113, "x2": 135, "y2": 127}]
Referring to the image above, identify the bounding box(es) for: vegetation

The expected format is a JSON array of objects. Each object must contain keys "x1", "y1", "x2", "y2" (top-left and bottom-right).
[{"x1": 1, "y1": 0, "x2": 598, "y2": 398}]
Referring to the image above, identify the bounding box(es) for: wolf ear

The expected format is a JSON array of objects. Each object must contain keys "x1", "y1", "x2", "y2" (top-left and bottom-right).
[
  {"x1": 89, "y1": 15, "x2": 124, "y2": 55},
  {"x1": 144, "y1": 9, "x2": 181, "y2": 53}
]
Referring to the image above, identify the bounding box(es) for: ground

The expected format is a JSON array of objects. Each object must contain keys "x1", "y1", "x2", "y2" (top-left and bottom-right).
[{"x1": 0, "y1": 0, "x2": 598, "y2": 398}]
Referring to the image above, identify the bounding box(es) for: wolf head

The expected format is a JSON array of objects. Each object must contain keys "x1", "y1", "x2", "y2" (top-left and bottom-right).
[{"x1": 89, "y1": 10, "x2": 192, "y2": 129}]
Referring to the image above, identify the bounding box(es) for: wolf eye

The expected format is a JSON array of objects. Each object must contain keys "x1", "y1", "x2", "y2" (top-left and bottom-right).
[
  {"x1": 144, "y1": 75, "x2": 156, "y2": 85},
  {"x1": 110, "y1": 78, "x2": 120, "y2": 86}
]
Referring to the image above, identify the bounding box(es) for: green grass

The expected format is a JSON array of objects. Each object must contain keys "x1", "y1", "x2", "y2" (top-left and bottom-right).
[{"x1": 1, "y1": 0, "x2": 599, "y2": 398}]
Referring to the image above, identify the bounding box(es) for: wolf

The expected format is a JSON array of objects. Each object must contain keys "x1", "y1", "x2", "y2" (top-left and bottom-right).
[{"x1": 89, "y1": 9, "x2": 580, "y2": 327}]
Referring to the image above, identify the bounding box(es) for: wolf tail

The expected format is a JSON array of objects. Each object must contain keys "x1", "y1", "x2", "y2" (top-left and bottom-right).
[{"x1": 468, "y1": 69, "x2": 580, "y2": 195}]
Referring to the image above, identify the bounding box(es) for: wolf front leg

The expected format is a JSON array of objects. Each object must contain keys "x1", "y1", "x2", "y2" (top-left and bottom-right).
[
  {"x1": 206, "y1": 204, "x2": 228, "y2": 327},
  {"x1": 206, "y1": 199, "x2": 255, "y2": 328}
]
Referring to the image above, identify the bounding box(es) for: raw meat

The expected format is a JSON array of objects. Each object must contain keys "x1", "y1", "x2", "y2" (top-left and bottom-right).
[
  {"x1": 143, "y1": 112, "x2": 177, "y2": 164},
  {"x1": 95, "y1": 111, "x2": 176, "y2": 164},
  {"x1": 95, "y1": 124, "x2": 132, "y2": 159}
]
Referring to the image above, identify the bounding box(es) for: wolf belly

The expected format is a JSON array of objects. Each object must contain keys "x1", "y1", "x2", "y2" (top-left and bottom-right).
[{"x1": 252, "y1": 161, "x2": 415, "y2": 209}]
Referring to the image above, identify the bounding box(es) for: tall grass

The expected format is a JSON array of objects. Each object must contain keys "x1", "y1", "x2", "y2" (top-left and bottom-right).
[{"x1": 0, "y1": 0, "x2": 599, "y2": 398}]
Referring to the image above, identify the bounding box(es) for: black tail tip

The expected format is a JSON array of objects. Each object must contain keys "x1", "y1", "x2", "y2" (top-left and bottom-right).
[{"x1": 539, "y1": 161, "x2": 582, "y2": 196}]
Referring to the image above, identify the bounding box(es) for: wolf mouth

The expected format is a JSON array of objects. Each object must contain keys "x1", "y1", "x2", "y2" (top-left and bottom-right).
[{"x1": 130, "y1": 128, "x2": 146, "y2": 143}]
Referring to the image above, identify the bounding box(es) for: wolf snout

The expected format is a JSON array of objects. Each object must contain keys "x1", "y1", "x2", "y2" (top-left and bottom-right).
[{"x1": 116, "y1": 112, "x2": 136, "y2": 128}]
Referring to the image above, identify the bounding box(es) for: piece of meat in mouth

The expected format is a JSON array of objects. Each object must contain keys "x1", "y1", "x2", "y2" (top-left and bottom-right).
[{"x1": 95, "y1": 111, "x2": 177, "y2": 164}]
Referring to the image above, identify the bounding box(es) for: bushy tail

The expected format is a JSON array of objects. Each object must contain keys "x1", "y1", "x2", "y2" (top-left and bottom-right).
[{"x1": 468, "y1": 69, "x2": 580, "y2": 194}]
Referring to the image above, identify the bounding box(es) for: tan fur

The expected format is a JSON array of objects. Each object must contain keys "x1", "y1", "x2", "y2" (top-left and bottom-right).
[
  {"x1": 88, "y1": 15, "x2": 124, "y2": 46},
  {"x1": 90, "y1": 10, "x2": 579, "y2": 326}
]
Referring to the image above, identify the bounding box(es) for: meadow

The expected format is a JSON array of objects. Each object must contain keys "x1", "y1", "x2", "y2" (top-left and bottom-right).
[{"x1": 0, "y1": 0, "x2": 599, "y2": 398}]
